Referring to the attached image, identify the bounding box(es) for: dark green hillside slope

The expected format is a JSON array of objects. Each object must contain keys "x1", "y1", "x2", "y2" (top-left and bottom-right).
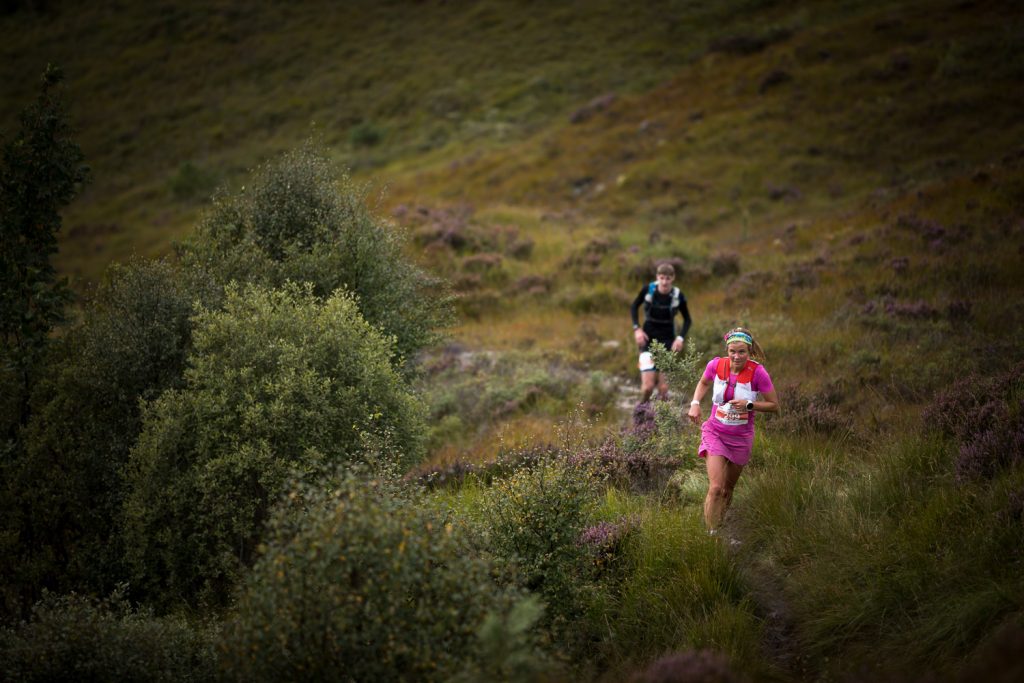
[
  {"x1": 2, "y1": 0, "x2": 1018, "y2": 286},
  {"x1": 1, "y1": 0, "x2": 791, "y2": 282}
]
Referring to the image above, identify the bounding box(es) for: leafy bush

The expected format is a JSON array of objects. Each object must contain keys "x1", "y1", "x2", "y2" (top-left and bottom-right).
[
  {"x1": 571, "y1": 435, "x2": 685, "y2": 494},
  {"x1": 555, "y1": 284, "x2": 629, "y2": 314},
  {"x1": 451, "y1": 595, "x2": 552, "y2": 683},
  {"x1": 0, "y1": 589, "x2": 216, "y2": 682},
  {"x1": 123, "y1": 282, "x2": 425, "y2": 609},
  {"x1": 924, "y1": 362, "x2": 1024, "y2": 442},
  {"x1": 0, "y1": 258, "x2": 214, "y2": 616},
  {"x1": 474, "y1": 458, "x2": 599, "y2": 634},
  {"x1": 178, "y1": 140, "x2": 452, "y2": 365},
  {"x1": 219, "y1": 473, "x2": 531, "y2": 682}
]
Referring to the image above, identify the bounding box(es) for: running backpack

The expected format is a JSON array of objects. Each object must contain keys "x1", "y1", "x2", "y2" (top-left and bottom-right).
[{"x1": 644, "y1": 282, "x2": 681, "y2": 316}]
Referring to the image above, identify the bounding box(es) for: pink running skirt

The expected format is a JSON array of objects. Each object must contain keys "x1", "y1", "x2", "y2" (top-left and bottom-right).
[{"x1": 698, "y1": 419, "x2": 754, "y2": 466}]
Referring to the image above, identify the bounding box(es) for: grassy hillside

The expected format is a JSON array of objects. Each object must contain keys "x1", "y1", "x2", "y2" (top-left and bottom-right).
[
  {"x1": 3, "y1": 0, "x2": 796, "y2": 283},
  {"x1": 3, "y1": 0, "x2": 1024, "y2": 679}
]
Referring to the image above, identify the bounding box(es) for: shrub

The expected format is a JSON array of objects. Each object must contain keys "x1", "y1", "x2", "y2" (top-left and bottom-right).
[
  {"x1": 219, "y1": 473, "x2": 531, "y2": 682},
  {"x1": 571, "y1": 370, "x2": 618, "y2": 417},
  {"x1": 451, "y1": 595, "x2": 552, "y2": 683},
  {"x1": 571, "y1": 436, "x2": 685, "y2": 493},
  {"x1": 474, "y1": 459, "x2": 599, "y2": 634},
  {"x1": 710, "y1": 251, "x2": 741, "y2": 277},
  {"x1": 349, "y1": 120, "x2": 383, "y2": 147},
  {"x1": 579, "y1": 516, "x2": 640, "y2": 579},
  {"x1": 923, "y1": 362, "x2": 1024, "y2": 441},
  {"x1": 0, "y1": 258, "x2": 214, "y2": 617},
  {"x1": 556, "y1": 284, "x2": 629, "y2": 314},
  {"x1": 0, "y1": 589, "x2": 216, "y2": 682},
  {"x1": 763, "y1": 382, "x2": 851, "y2": 436},
  {"x1": 628, "y1": 342, "x2": 703, "y2": 459},
  {"x1": 123, "y1": 282, "x2": 426, "y2": 609},
  {"x1": 955, "y1": 409, "x2": 1024, "y2": 482},
  {"x1": 178, "y1": 141, "x2": 453, "y2": 365}
]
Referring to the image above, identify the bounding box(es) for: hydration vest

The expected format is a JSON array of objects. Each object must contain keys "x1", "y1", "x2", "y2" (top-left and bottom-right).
[
  {"x1": 645, "y1": 282, "x2": 681, "y2": 312},
  {"x1": 644, "y1": 282, "x2": 682, "y2": 333},
  {"x1": 711, "y1": 357, "x2": 759, "y2": 426}
]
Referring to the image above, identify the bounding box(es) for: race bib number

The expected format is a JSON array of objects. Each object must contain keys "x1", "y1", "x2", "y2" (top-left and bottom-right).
[{"x1": 715, "y1": 404, "x2": 750, "y2": 426}]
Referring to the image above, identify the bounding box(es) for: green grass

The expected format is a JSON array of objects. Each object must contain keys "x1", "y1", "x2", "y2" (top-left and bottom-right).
[
  {"x1": 586, "y1": 489, "x2": 777, "y2": 681},
  {"x1": 733, "y1": 425, "x2": 1024, "y2": 678}
]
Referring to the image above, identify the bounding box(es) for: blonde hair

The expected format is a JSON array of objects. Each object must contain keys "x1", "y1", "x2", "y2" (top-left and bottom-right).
[{"x1": 723, "y1": 326, "x2": 766, "y2": 363}]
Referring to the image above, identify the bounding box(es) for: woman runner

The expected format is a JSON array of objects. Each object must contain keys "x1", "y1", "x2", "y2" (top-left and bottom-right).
[{"x1": 687, "y1": 327, "x2": 779, "y2": 533}]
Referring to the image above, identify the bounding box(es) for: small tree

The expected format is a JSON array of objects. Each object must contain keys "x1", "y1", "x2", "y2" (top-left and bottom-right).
[
  {"x1": 123, "y1": 282, "x2": 427, "y2": 609},
  {"x1": 178, "y1": 141, "x2": 453, "y2": 369},
  {"x1": 0, "y1": 65, "x2": 89, "y2": 436},
  {"x1": 0, "y1": 259, "x2": 216, "y2": 617}
]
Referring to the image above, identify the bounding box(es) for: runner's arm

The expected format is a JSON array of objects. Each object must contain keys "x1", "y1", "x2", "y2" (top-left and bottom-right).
[
  {"x1": 677, "y1": 300, "x2": 692, "y2": 339},
  {"x1": 629, "y1": 288, "x2": 645, "y2": 329}
]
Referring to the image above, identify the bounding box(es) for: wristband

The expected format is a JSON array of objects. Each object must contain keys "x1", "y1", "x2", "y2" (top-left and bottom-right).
[
  {"x1": 633, "y1": 324, "x2": 640, "y2": 330},
  {"x1": 690, "y1": 400, "x2": 700, "y2": 405}
]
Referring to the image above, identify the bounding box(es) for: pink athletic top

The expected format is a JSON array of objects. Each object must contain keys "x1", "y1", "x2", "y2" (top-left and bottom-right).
[{"x1": 698, "y1": 358, "x2": 775, "y2": 465}]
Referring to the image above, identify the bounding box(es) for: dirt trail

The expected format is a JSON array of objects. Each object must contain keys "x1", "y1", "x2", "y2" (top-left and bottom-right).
[{"x1": 733, "y1": 551, "x2": 812, "y2": 681}]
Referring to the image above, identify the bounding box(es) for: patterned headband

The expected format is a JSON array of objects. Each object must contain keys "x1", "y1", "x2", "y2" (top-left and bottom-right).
[{"x1": 724, "y1": 331, "x2": 753, "y2": 346}]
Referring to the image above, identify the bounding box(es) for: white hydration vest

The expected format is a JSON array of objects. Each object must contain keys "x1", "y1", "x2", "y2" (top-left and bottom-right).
[{"x1": 711, "y1": 357, "x2": 759, "y2": 426}]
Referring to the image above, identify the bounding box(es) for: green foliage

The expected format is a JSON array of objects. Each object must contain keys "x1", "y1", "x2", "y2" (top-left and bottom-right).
[
  {"x1": 168, "y1": 160, "x2": 218, "y2": 202},
  {"x1": 452, "y1": 595, "x2": 552, "y2": 683},
  {"x1": 0, "y1": 588, "x2": 216, "y2": 683},
  {"x1": 649, "y1": 338, "x2": 703, "y2": 398},
  {"x1": 637, "y1": 341, "x2": 704, "y2": 459},
  {"x1": 734, "y1": 428, "x2": 1024, "y2": 676},
  {"x1": 0, "y1": 258, "x2": 213, "y2": 617},
  {"x1": 348, "y1": 120, "x2": 384, "y2": 147},
  {"x1": 585, "y1": 494, "x2": 767, "y2": 679},
  {"x1": 220, "y1": 472, "x2": 530, "y2": 682},
  {"x1": 474, "y1": 458, "x2": 600, "y2": 636},
  {"x1": 0, "y1": 64, "x2": 88, "y2": 434},
  {"x1": 123, "y1": 282, "x2": 426, "y2": 609},
  {"x1": 178, "y1": 141, "x2": 453, "y2": 365}
]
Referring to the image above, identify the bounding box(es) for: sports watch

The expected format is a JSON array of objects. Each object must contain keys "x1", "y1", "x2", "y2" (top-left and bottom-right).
[{"x1": 745, "y1": 400, "x2": 754, "y2": 412}]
